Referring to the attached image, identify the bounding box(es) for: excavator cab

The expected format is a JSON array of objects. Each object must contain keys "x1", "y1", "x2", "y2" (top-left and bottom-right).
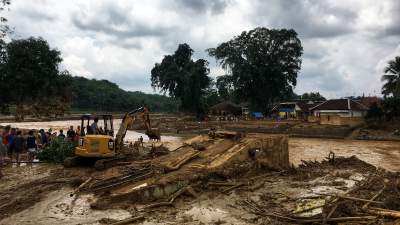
[{"x1": 80, "y1": 114, "x2": 114, "y2": 136}]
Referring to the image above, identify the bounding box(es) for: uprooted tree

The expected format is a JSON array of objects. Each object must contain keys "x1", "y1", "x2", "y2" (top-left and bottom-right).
[
  {"x1": 208, "y1": 27, "x2": 303, "y2": 111},
  {"x1": 0, "y1": 37, "x2": 72, "y2": 120},
  {"x1": 151, "y1": 43, "x2": 211, "y2": 117}
]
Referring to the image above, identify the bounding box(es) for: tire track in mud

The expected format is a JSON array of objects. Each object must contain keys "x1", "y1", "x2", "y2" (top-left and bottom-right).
[{"x1": 0, "y1": 169, "x2": 81, "y2": 221}]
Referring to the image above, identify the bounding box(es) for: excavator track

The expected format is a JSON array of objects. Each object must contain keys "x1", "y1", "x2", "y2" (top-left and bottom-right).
[{"x1": 94, "y1": 155, "x2": 127, "y2": 170}]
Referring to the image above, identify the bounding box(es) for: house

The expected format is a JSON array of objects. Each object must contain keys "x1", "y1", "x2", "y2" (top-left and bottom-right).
[
  {"x1": 209, "y1": 101, "x2": 242, "y2": 117},
  {"x1": 272, "y1": 100, "x2": 322, "y2": 120},
  {"x1": 310, "y1": 99, "x2": 368, "y2": 126}
]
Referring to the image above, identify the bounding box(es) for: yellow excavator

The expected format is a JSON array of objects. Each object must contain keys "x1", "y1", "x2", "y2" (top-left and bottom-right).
[{"x1": 64, "y1": 106, "x2": 160, "y2": 169}]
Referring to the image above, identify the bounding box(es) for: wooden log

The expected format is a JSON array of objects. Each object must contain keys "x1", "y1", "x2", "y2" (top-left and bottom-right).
[
  {"x1": 362, "y1": 186, "x2": 385, "y2": 209},
  {"x1": 367, "y1": 207, "x2": 400, "y2": 218},
  {"x1": 142, "y1": 185, "x2": 190, "y2": 209},
  {"x1": 222, "y1": 183, "x2": 246, "y2": 193},
  {"x1": 109, "y1": 216, "x2": 144, "y2": 225},
  {"x1": 317, "y1": 193, "x2": 384, "y2": 204},
  {"x1": 70, "y1": 177, "x2": 92, "y2": 197}
]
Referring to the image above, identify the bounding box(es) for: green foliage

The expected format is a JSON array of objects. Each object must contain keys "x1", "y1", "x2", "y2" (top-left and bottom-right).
[
  {"x1": 365, "y1": 102, "x2": 384, "y2": 120},
  {"x1": 300, "y1": 92, "x2": 326, "y2": 101},
  {"x1": 37, "y1": 138, "x2": 75, "y2": 163},
  {"x1": 381, "y1": 97, "x2": 400, "y2": 120},
  {"x1": 151, "y1": 43, "x2": 211, "y2": 115},
  {"x1": 381, "y1": 56, "x2": 400, "y2": 98},
  {"x1": 0, "y1": 37, "x2": 72, "y2": 119},
  {"x1": 216, "y1": 75, "x2": 235, "y2": 101},
  {"x1": 208, "y1": 27, "x2": 303, "y2": 110},
  {"x1": 71, "y1": 76, "x2": 178, "y2": 112}
]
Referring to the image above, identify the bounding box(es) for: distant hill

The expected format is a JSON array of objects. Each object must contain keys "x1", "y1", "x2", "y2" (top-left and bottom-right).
[{"x1": 70, "y1": 76, "x2": 178, "y2": 112}]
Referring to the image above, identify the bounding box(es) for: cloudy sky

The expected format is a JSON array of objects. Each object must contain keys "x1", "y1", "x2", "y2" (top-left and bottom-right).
[{"x1": 3, "y1": 0, "x2": 400, "y2": 98}]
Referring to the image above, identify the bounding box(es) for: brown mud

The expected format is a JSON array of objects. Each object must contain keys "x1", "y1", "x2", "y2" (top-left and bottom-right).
[{"x1": 0, "y1": 125, "x2": 399, "y2": 224}]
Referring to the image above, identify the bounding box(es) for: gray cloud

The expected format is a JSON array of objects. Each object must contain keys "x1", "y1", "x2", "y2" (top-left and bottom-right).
[
  {"x1": 253, "y1": 0, "x2": 357, "y2": 38},
  {"x1": 72, "y1": 2, "x2": 172, "y2": 40},
  {"x1": 175, "y1": 0, "x2": 230, "y2": 15},
  {"x1": 5, "y1": 0, "x2": 399, "y2": 98}
]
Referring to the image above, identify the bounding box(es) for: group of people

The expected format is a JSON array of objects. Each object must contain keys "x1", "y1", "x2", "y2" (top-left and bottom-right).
[{"x1": 0, "y1": 125, "x2": 84, "y2": 178}]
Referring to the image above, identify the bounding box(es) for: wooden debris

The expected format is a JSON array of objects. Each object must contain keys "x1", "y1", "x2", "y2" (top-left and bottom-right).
[
  {"x1": 109, "y1": 215, "x2": 144, "y2": 225},
  {"x1": 142, "y1": 185, "x2": 192, "y2": 209},
  {"x1": 70, "y1": 177, "x2": 92, "y2": 197}
]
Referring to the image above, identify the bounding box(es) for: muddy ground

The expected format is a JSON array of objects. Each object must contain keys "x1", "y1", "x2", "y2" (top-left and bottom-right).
[
  {"x1": 1, "y1": 135, "x2": 400, "y2": 225},
  {"x1": 1, "y1": 154, "x2": 399, "y2": 225},
  {"x1": 0, "y1": 118, "x2": 399, "y2": 225}
]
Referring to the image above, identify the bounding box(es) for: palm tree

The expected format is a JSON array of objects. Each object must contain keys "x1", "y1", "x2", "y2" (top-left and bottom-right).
[{"x1": 382, "y1": 56, "x2": 400, "y2": 98}]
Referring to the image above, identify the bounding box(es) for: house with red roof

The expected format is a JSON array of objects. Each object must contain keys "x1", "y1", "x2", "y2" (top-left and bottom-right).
[{"x1": 310, "y1": 99, "x2": 368, "y2": 126}]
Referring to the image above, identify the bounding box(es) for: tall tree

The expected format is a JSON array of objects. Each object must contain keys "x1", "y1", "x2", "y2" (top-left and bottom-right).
[
  {"x1": 1, "y1": 37, "x2": 72, "y2": 120},
  {"x1": 208, "y1": 27, "x2": 303, "y2": 110},
  {"x1": 151, "y1": 43, "x2": 211, "y2": 116},
  {"x1": 381, "y1": 56, "x2": 400, "y2": 98}
]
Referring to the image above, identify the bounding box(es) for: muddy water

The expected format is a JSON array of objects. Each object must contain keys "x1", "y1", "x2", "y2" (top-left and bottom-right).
[
  {"x1": 289, "y1": 138, "x2": 400, "y2": 171},
  {"x1": 0, "y1": 120, "x2": 180, "y2": 143}
]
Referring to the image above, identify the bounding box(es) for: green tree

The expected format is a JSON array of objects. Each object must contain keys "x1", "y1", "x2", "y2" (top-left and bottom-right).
[
  {"x1": 216, "y1": 75, "x2": 235, "y2": 100},
  {"x1": 208, "y1": 27, "x2": 303, "y2": 110},
  {"x1": 151, "y1": 43, "x2": 211, "y2": 116},
  {"x1": 1, "y1": 37, "x2": 72, "y2": 120},
  {"x1": 365, "y1": 102, "x2": 384, "y2": 120},
  {"x1": 381, "y1": 97, "x2": 400, "y2": 120},
  {"x1": 301, "y1": 92, "x2": 326, "y2": 101},
  {"x1": 382, "y1": 56, "x2": 400, "y2": 98}
]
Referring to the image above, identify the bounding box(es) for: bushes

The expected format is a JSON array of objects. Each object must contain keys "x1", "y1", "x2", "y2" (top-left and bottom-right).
[{"x1": 37, "y1": 138, "x2": 75, "y2": 163}]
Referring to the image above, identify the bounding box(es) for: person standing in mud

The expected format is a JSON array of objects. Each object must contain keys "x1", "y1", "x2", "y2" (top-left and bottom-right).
[
  {"x1": 2, "y1": 125, "x2": 10, "y2": 146},
  {"x1": 67, "y1": 126, "x2": 75, "y2": 141},
  {"x1": 39, "y1": 129, "x2": 48, "y2": 148},
  {"x1": 75, "y1": 126, "x2": 81, "y2": 140},
  {"x1": 58, "y1": 129, "x2": 66, "y2": 139},
  {"x1": 14, "y1": 130, "x2": 24, "y2": 163},
  {"x1": 6, "y1": 128, "x2": 16, "y2": 158},
  {"x1": 0, "y1": 136, "x2": 7, "y2": 178},
  {"x1": 26, "y1": 130, "x2": 37, "y2": 162},
  {"x1": 139, "y1": 136, "x2": 144, "y2": 146}
]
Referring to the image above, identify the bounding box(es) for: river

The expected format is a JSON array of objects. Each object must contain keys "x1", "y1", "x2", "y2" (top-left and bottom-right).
[{"x1": 0, "y1": 119, "x2": 180, "y2": 142}]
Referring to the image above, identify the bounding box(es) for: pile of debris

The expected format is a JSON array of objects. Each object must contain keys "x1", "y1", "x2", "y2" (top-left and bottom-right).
[
  {"x1": 8, "y1": 131, "x2": 394, "y2": 225},
  {"x1": 237, "y1": 156, "x2": 400, "y2": 224}
]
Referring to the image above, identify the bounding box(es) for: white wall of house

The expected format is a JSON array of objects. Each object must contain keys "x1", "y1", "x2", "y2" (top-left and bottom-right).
[{"x1": 314, "y1": 110, "x2": 365, "y2": 118}]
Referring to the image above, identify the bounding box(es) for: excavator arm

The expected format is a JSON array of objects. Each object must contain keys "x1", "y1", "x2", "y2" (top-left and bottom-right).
[{"x1": 115, "y1": 107, "x2": 146, "y2": 151}]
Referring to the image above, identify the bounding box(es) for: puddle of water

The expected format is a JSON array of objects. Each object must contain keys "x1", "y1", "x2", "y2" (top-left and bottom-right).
[{"x1": 0, "y1": 188, "x2": 131, "y2": 225}]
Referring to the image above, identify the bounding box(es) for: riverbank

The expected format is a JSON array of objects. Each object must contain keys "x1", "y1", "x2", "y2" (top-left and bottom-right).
[{"x1": 2, "y1": 117, "x2": 400, "y2": 141}]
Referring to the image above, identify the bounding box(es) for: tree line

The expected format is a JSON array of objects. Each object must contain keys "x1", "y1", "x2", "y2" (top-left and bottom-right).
[{"x1": 0, "y1": 37, "x2": 178, "y2": 120}]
